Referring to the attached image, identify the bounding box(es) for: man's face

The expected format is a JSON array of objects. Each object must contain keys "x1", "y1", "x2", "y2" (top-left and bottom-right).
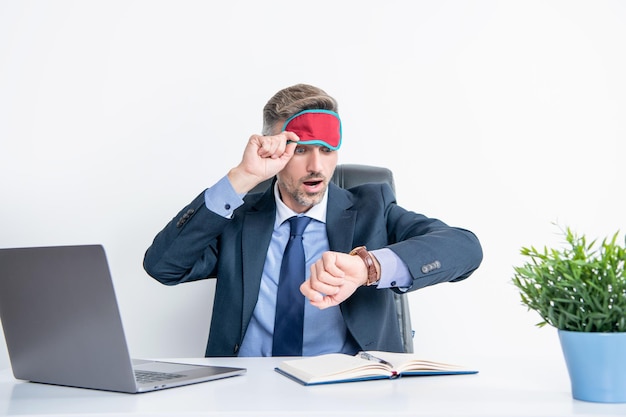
[{"x1": 273, "y1": 123, "x2": 338, "y2": 213}]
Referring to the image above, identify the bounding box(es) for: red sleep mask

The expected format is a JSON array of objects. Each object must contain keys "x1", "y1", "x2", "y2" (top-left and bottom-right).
[{"x1": 282, "y1": 109, "x2": 342, "y2": 150}]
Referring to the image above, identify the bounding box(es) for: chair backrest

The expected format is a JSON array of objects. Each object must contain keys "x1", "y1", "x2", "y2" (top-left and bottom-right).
[{"x1": 252, "y1": 164, "x2": 414, "y2": 353}]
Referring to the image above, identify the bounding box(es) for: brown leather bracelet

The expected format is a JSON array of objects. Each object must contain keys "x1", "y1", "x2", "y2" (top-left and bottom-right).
[{"x1": 349, "y1": 246, "x2": 379, "y2": 286}]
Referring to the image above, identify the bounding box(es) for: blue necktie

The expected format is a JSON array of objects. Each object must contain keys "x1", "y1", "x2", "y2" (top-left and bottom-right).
[{"x1": 272, "y1": 216, "x2": 312, "y2": 356}]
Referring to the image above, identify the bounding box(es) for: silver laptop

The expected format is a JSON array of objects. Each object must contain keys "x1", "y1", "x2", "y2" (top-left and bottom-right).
[{"x1": 0, "y1": 244, "x2": 246, "y2": 393}]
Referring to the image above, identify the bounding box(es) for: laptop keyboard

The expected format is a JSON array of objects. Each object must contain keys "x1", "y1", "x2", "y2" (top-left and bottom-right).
[{"x1": 135, "y1": 370, "x2": 186, "y2": 383}]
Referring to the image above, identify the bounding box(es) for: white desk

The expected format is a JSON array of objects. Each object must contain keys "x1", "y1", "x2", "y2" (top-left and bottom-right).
[{"x1": 1, "y1": 355, "x2": 626, "y2": 417}]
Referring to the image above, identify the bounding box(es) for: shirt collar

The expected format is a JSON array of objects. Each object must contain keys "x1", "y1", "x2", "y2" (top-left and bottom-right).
[{"x1": 273, "y1": 181, "x2": 328, "y2": 227}]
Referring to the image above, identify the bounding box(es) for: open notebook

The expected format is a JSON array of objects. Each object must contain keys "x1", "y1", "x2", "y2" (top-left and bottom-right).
[
  {"x1": 276, "y1": 351, "x2": 477, "y2": 386},
  {"x1": 0, "y1": 244, "x2": 245, "y2": 393}
]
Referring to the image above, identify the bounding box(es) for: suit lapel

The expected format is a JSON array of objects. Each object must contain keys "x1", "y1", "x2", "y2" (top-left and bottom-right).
[
  {"x1": 326, "y1": 184, "x2": 356, "y2": 253},
  {"x1": 326, "y1": 184, "x2": 368, "y2": 343},
  {"x1": 241, "y1": 188, "x2": 276, "y2": 335}
]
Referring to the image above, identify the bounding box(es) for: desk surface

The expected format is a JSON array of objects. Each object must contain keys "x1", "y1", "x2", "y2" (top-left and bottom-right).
[{"x1": 1, "y1": 355, "x2": 626, "y2": 417}]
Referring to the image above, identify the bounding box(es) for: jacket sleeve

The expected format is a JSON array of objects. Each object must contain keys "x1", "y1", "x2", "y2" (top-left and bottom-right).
[
  {"x1": 368, "y1": 184, "x2": 483, "y2": 292},
  {"x1": 351, "y1": 184, "x2": 483, "y2": 292},
  {"x1": 143, "y1": 191, "x2": 229, "y2": 285}
]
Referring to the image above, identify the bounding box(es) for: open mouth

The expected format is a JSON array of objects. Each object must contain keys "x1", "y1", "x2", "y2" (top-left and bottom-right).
[{"x1": 302, "y1": 178, "x2": 324, "y2": 192}]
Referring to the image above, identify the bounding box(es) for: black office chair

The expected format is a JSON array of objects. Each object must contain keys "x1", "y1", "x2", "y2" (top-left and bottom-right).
[{"x1": 251, "y1": 164, "x2": 415, "y2": 353}]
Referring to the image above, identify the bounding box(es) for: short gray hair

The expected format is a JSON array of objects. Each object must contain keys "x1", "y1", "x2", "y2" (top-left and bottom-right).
[{"x1": 262, "y1": 84, "x2": 338, "y2": 135}]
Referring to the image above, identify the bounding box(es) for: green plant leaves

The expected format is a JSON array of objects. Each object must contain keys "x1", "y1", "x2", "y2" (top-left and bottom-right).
[{"x1": 512, "y1": 227, "x2": 626, "y2": 332}]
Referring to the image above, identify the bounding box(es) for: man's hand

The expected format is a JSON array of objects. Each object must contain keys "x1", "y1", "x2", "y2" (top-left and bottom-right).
[
  {"x1": 228, "y1": 132, "x2": 300, "y2": 194},
  {"x1": 300, "y1": 251, "x2": 369, "y2": 309}
]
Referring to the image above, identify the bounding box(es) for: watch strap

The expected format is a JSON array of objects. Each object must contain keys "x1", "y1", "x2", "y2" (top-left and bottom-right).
[{"x1": 349, "y1": 246, "x2": 379, "y2": 286}]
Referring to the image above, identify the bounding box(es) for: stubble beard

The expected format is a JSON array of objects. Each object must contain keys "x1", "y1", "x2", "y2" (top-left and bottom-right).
[{"x1": 279, "y1": 174, "x2": 327, "y2": 210}]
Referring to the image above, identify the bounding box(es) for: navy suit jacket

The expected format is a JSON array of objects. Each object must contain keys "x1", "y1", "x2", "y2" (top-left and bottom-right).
[{"x1": 143, "y1": 181, "x2": 482, "y2": 357}]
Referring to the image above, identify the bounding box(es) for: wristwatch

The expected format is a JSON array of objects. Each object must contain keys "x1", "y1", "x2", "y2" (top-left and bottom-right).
[{"x1": 349, "y1": 246, "x2": 379, "y2": 286}]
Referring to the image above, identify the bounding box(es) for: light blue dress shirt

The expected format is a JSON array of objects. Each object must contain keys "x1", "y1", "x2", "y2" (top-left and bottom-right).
[{"x1": 204, "y1": 176, "x2": 411, "y2": 356}]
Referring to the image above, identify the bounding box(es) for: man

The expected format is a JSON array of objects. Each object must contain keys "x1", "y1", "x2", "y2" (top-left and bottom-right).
[{"x1": 143, "y1": 84, "x2": 482, "y2": 357}]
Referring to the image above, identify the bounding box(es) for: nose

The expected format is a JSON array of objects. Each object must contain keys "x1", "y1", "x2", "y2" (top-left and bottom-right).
[{"x1": 306, "y1": 148, "x2": 323, "y2": 173}]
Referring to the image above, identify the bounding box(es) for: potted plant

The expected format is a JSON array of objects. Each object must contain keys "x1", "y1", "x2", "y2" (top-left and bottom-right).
[{"x1": 512, "y1": 226, "x2": 626, "y2": 403}]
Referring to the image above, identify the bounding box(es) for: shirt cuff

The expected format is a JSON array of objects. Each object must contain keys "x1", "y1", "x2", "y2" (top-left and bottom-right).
[
  {"x1": 370, "y1": 248, "x2": 412, "y2": 290},
  {"x1": 204, "y1": 176, "x2": 245, "y2": 218}
]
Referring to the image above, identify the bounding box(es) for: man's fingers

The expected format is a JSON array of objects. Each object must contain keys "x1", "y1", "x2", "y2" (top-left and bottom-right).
[
  {"x1": 255, "y1": 132, "x2": 300, "y2": 159},
  {"x1": 315, "y1": 252, "x2": 345, "y2": 278},
  {"x1": 256, "y1": 136, "x2": 283, "y2": 158},
  {"x1": 311, "y1": 273, "x2": 343, "y2": 295},
  {"x1": 282, "y1": 131, "x2": 300, "y2": 145}
]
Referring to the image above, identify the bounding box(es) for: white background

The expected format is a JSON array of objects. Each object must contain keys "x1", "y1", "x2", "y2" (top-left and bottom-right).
[{"x1": 1, "y1": 0, "x2": 625, "y2": 371}]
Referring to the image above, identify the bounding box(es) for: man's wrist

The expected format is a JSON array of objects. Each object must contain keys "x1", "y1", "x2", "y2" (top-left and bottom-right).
[
  {"x1": 227, "y1": 166, "x2": 263, "y2": 195},
  {"x1": 349, "y1": 246, "x2": 380, "y2": 286},
  {"x1": 204, "y1": 176, "x2": 246, "y2": 218}
]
